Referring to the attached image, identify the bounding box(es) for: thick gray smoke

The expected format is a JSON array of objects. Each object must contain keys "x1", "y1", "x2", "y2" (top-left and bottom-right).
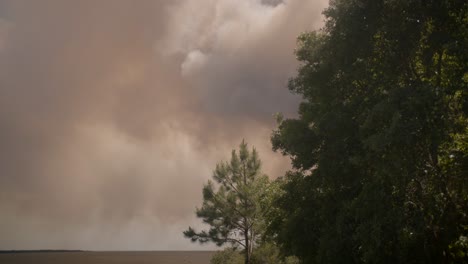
[{"x1": 0, "y1": 0, "x2": 327, "y2": 250}]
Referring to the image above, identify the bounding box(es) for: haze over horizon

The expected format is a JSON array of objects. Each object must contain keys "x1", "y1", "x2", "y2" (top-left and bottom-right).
[{"x1": 0, "y1": 0, "x2": 327, "y2": 250}]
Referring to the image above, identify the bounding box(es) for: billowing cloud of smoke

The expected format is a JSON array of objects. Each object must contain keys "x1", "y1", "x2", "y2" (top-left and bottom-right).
[{"x1": 0, "y1": 0, "x2": 327, "y2": 250}]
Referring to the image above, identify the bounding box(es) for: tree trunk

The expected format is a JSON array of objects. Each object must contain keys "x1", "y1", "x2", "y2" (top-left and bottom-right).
[
  {"x1": 244, "y1": 226, "x2": 250, "y2": 264},
  {"x1": 243, "y1": 159, "x2": 250, "y2": 264}
]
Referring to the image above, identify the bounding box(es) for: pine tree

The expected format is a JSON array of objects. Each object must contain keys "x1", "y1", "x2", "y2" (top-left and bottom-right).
[{"x1": 184, "y1": 140, "x2": 269, "y2": 264}]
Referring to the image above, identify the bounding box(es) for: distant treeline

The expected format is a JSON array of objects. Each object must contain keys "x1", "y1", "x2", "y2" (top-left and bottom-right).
[{"x1": 0, "y1": 250, "x2": 85, "y2": 254}]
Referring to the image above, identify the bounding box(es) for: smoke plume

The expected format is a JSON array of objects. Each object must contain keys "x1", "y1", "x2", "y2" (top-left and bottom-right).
[{"x1": 0, "y1": 0, "x2": 327, "y2": 250}]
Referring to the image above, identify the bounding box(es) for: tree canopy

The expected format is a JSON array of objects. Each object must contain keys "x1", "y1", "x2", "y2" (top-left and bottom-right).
[
  {"x1": 269, "y1": 0, "x2": 467, "y2": 263},
  {"x1": 184, "y1": 140, "x2": 269, "y2": 264}
]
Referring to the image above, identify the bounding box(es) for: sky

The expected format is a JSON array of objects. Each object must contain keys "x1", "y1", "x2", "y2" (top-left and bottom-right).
[{"x1": 0, "y1": 0, "x2": 327, "y2": 250}]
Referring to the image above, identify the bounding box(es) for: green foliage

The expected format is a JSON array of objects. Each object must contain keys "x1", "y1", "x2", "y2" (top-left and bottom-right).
[
  {"x1": 251, "y1": 242, "x2": 300, "y2": 264},
  {"x1": 210, "y1": 248, "x2": 244, "y2": 264},
  {"x1": 184, "y1": 140, "x2": 270, "y2": 264},
  {"x1": 251, "y1": 242, "x2": 282, "y2": 264},
  {"x1": 448, "y1": 234, "x2": 468, "y2": 262},
  {"x1": 269, "y1": 0, "x2": 468, "y2": 263},
  {"x1": 211, "y1": 244, "x2": 300, "y2": 264}
]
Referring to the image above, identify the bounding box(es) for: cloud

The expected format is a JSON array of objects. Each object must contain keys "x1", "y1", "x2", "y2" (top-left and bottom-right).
[
  {"x1": 181, "y1": 50, "x2": 208, "y2": 76},
  {"x1": 0, "y1": 0, "x2": 327, "y2": 250}
]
